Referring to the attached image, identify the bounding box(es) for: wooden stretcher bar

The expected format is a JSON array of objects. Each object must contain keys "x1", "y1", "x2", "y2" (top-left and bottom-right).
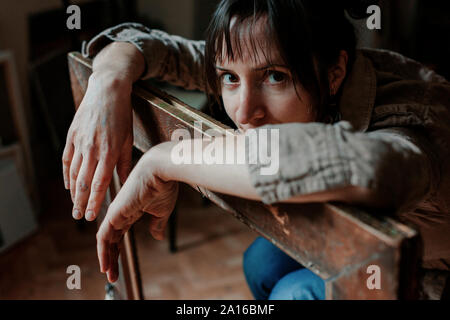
[{"x1": 68, "y1": 51, "x2": 422, "y2": 300}]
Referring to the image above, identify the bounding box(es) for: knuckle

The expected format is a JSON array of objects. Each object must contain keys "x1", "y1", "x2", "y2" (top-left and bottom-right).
[
  {"x1": 62, "y1": 154, "x2": 71, "y2": 166},
  {"x1": 108, "y1": 203, "x2": 120, "y2": 218},
  {"x1": 66, "y1": 128, "x2": 75, "y2": 139},
  {"x1": 70, "y1": 169, "x2": 78, "y2": 180},
  {"x1": 84, "y1": 143, "x2": 97, "y2": 155},
  {"x1": 77, "y1": 180, "x2": 89, "y2": 193},
  {"x1": 92, "y1": 179, "x2": 108, "y2": 192}
]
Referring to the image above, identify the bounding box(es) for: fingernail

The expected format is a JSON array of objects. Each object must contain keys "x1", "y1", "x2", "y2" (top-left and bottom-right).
[
  {"x1": 64, "y1": 180, "x2": 68, "y2": 190},
  {"x1": 73, "y1": 209, "x2": 81, "y2": 219},
  {"x1": 86, "y1": 211, "x2": 94, "y2": 221}
]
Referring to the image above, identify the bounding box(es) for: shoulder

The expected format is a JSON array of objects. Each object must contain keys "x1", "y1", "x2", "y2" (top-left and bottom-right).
[
  {"x1": 361, "y1": 50, "x2": 450, "y2": 208},
  {"x1": 354, "y1": 48, "x2": 450, "y2": 129},
  {"x1": 358, "y1": 48, "x2": 448, "y2": 83}
]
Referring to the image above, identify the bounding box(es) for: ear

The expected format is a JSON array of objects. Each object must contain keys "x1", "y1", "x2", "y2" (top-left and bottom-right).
[{"x1": 328, "y1": 50, "x2": 348, "y2": 95}]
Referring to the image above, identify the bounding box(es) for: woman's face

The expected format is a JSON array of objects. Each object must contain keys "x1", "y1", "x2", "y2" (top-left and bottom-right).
[{"x1": 216, "y1": 17, "x2": 316, "y2": 132}]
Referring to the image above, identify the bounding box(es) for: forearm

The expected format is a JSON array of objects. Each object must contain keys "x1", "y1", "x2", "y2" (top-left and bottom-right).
[
  {"x1": 92, "y1": 42, "x2": 145, "y2": 84},
  {"x1": 149, "y1": 138, "x2": 384, "y2": 206},
  {"x1": 151, "y1": 137, "x2": 260, "y2": 200},
  {"x1": 83, "y1": 23, "x2": 206, "y2": 91},
  {"x1": 240, "y1": 122, "x2": 434, "y2": 211}
]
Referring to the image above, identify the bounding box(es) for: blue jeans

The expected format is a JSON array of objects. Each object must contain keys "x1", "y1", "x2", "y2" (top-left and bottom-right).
[{"x1": 243, "y1": 237, "x2": 325, "y2": 300}]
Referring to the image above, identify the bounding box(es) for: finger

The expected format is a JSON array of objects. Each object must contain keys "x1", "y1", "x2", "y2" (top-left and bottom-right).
[
  {"x1": 148, "y1": 215, "x2": 170, "y2": 241},
  {"x1": 70, "y1": 152, "x2": 82, "y2": 208},
  {"x1": 74, "y1": 153, "x2": 98, "y2": 220},
  {"x1": 62, "y1": 142, "x2": 74, "y2": 190},
  {"x1": 96, "y1": 218, "x2": 118, "y2": 273},
  {"x1": 85, "y1": 159, "x2": 114, "y2": 222},
  {"x1": 117, "y1": 135, "x2": 133, "y2": 185},
  {"x1": 107, "y1": 243, "x2": 120, "y2": 283},
  {"x1": 96, "y1": 229, "x2": 109, "y2": 274},
  {"x1": 97, "y1": 216, "x2": 124, "y2": 282}
]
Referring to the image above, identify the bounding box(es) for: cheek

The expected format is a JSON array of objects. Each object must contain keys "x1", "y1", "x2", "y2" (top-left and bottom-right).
[{"x1": 264, "y1": 90, "x2": 314, "y2": 123}]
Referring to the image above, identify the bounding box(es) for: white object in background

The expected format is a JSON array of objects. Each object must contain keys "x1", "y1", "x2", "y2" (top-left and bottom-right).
[{"x1": 0, "y1": 158, "x2": 38, "y2": 253}]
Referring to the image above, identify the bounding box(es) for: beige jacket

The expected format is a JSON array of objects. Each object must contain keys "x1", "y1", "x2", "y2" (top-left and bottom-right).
[{"x1": 83, "y1": 23, "x2": 450, "y2": 276}]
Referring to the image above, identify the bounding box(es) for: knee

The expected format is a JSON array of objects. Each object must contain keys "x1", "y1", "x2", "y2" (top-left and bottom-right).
[
  {"x1": 243, "y1": 237, "x2": 305, "y2": 300},
  {"x1": 243, "y1": 237, "x2": 267, "y2": 284},
  {"x1": 269, "y1": 269, "x2": 325, "y2": 300},
  {"x1": 243, "y1": 236, "x2": 285, "y2": 299}
]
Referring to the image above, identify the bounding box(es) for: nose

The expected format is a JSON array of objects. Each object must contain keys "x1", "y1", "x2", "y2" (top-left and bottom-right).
[{"x1": 235, "y1": 84, "x2": 265, "y2": 126}]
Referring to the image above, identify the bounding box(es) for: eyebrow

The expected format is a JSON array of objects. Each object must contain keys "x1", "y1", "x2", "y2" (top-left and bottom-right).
[{"x1": 215, "y1": 64, "x2": 289, "y2": 72}]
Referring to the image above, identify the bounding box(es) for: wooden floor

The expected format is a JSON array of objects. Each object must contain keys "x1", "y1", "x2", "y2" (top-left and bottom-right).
[{"x1": 0, "y1": 178, "x2": 256, "y2": 300}]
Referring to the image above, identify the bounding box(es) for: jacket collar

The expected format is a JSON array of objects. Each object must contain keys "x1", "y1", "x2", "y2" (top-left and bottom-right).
[{"x1": 338, "y1": 50, "x2": 377, "y2": 132}]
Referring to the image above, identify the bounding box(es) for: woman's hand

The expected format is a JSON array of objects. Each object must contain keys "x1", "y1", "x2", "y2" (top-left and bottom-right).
[
  {"x1": 62, "y1": 42, "x2": 145, "y2": 221},
  {"x1": 96, "y1": 147, "x2": 179, "y2": 283},
  {"x1": 63, "y1": 72, "x2": 134, "y2": 221}
]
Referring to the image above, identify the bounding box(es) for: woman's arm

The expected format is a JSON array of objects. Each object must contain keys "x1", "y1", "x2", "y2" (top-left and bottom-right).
[
  {"x1": 96, "y1": 135, "x2": 379, "y2": 283},
  {"x1": 149, "y1": 137, "x2": 388, "y2": 209},
  {"x1": 83, "y1": 22, "x2": 206, "y2": 91},
  {"x1": 238, "y1": 122, "x2": 436, "y2": 213},
  {"x1": 96, "y1": 123, "x2": 432, "y2": 283},
  {"x1": 92, "y1": 41, "x2": 145, "y2": 84},
  {"x1": 64, "y1": 24, "x2": 207, "y2": 222},
  {"x1": 150, "y1": 119, "x2": 436, "y2": 213},
  {"x1": 63, "y1": 42, "x2": 145, "y2": 221}
]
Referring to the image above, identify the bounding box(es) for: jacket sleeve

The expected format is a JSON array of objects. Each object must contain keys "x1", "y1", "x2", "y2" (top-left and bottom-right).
[
  {"x1": 245, "y1": 120, "x2": 438, "y2": 212},
  {"x1": 82, "y1": 22, "x2": 206, "y2": 91}
]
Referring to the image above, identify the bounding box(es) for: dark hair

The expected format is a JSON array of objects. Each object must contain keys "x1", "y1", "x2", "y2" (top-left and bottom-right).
[{"x1": 205, "y1": 0, "x2": 378, "y2": 122}]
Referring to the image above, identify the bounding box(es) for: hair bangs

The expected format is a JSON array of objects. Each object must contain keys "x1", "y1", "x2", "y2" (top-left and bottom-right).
[{"x1": 215, "y1": 15, "x2": 280, "y2": 68}]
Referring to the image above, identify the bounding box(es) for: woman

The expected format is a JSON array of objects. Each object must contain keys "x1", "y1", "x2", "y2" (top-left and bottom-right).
[{"x1": 63, "y1": 0, "x2": 450, "y2": 299}]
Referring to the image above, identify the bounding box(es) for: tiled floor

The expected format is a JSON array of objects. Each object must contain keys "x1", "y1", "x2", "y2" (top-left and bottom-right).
[{"x1": 0, "y1": 178, "x2": 256, "y2": 300}]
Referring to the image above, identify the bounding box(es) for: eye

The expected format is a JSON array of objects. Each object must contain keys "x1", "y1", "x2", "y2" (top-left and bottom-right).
[
  {"x1": 266, "y1": 71, "x2": 288, "y2": 84},
  {"x1": 221, "y1": 73, "x2": 239, "y2": 85}
]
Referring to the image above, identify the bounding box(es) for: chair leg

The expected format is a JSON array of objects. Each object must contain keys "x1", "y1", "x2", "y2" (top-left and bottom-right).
[{"x1": 168, "y1": 205, "x2": 177, "y2": 253}]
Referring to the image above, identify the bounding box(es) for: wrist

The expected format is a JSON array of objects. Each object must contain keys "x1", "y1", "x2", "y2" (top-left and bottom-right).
[
  {"x1": 89, "y1": 70, "x2": 133, "y2": 95},
  {"x1": 93, "y1": 42, "x2": 145, "y2": 82},
  {"x1": 144, "y1": 141, "x2": 177, "y2": 182}
]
